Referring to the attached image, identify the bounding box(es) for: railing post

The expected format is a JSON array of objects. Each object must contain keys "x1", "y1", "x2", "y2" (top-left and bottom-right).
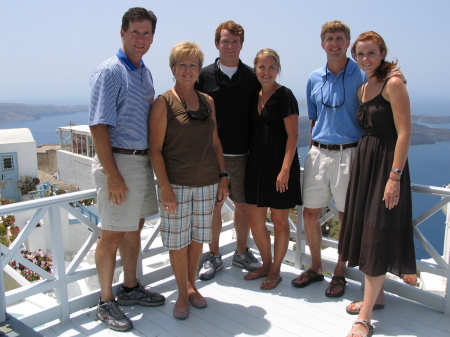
[
  {"x1": 0, "y1": 245, "x2": 6, "y2": 323},
  {"x1": 48, "y1": 204, "x2": 70, "y2": 323}
]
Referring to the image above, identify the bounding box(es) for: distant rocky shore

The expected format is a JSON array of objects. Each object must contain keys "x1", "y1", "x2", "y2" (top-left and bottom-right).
[
  {"x1": 0, "y1": 103, "x2": 88, "y2": 125},
  {"x1": 1, "y1": 103, "x2": 449, "y2": 146}
]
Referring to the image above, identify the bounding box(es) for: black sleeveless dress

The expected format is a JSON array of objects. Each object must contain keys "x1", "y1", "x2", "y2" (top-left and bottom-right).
[
  {"x1": 338, "y1": 81, "x2": 416, "y2": 277},
  {"x1": 245, "y1": 86, "x2": 302, "y2": 209}
]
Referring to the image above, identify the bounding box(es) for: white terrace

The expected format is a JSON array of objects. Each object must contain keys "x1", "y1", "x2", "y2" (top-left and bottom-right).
[{"x1": 1, "y1": 183, "x2": 450, "y2": 337}]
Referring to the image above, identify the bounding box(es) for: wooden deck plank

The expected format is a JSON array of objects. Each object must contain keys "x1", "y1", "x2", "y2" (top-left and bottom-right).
[{"x1": 35, "y1": 252, "x2": 450, "y2": 337}]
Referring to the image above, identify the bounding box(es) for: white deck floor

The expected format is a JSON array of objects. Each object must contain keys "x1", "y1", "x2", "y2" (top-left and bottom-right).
[{"x1": 35, "y1": 252, "x2": 450, "y2": 337}]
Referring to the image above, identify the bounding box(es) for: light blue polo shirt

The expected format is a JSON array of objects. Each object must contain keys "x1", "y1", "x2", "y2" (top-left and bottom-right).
[
  {"x1": 307, "y1": 58, "x2": 366, "y2": 145},
  {"x1": 89, "y1": 49, "x2": 155, "y2": 150}
]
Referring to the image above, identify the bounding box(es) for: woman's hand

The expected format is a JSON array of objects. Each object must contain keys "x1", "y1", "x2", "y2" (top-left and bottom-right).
[
  {"x1": 383, "y1": 178, "x2": 400, "y2": 210},
  {"x1": 216, "y1": 178, "x2": 229, "y2": 205},
  {"x1": 161, "y1": 186, "x2": 177, "y2": 214},
  {"x1": 276, "y1": 170, "x2": 289, "y2": 193}
]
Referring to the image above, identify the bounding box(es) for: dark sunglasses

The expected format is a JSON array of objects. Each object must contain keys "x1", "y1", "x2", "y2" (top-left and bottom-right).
[{"x1": 321, "y1": 58, "x2": 349, "y2": 109}]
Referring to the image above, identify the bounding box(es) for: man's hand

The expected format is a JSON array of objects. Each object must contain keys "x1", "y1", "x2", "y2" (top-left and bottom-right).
[{"x1": 106, "y1": 173, "x2": 128, "y2": 205}]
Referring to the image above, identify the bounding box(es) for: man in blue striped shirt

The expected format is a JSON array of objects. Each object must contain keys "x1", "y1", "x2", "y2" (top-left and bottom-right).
[{"x1": 89, "y1": 7, "x2": 164, "y2": 332}]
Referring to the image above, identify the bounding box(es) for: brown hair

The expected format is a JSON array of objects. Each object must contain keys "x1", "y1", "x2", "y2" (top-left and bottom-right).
[
  {"x1": 122, "y1": 7, "x2": 157, "y2": 35},
  {"x1": 214, "y1": 20, "x2": 244, "y2": 45},
  {"x1": 320, "y1": 20, "x2": 350, "y2": 41},
  {"x1": 253, "y1": 48, "x2": 281, "y2": 74},
  {"x1": 351, "y1": 31, "x2": 397, "y2": 82},
  {"x1": 169, "y1": 41, "x2": 204, "y2": 73}
]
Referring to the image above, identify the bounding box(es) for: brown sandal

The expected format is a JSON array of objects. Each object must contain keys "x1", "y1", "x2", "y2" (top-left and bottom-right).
[
  {"x1": 325, "y1": 276, "x2": 347, "y2": 298},
  {"x1": 347, "y1": 320, "x2": 373, "y2": 337},
  {"x1": 346, "y1": 299, "x2": 385, "y2": 315}
]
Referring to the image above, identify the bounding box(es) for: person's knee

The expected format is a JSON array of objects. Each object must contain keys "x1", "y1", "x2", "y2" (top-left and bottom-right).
[
  {"x1": 303, "y1": 208, "x2": 321, "y2": 226},
  {"x1": 98, "y1": 230, "x2": 125, "y2": 249}
]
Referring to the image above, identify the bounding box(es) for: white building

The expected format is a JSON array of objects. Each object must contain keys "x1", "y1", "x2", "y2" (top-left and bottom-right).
[
  {"x1": 0, "y1": 128, "x2": 38, "y2": 202},
  {"x1": 56, "y1": 125, "x2": 94, "y2": 190}
]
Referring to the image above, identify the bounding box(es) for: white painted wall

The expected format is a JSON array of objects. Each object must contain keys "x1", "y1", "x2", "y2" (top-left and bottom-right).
[
  {"x1": 0, "y1": 128, "x2": 38, "y2": 178},
  {"x1": 56, "y1": 150, "x2": 94, "y2": 190}
]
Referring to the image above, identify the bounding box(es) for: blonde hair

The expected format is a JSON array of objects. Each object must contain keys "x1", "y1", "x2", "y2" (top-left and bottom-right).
[
  {"x1": 320, "y1": 20, "x2": 350, "y2": 41},
  {"x1": 169, "y1": 41, "x2": 204, "y2": 72},
  {"x1": 253, "y1": 48, "x2": 281, "y2": 74}
]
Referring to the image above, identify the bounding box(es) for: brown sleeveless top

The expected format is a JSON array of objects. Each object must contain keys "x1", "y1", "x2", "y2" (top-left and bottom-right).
[{"x1": 160, "y1": 90, "x2": 219, "y2": 187}]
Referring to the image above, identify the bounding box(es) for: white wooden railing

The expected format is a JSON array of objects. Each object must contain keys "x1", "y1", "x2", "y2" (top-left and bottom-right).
[
  {"x1": 292, "y1": 182, "x2": 450, "y2": 315},
  {"x1": 1, "y1": 182, "x2": 449, "y2": 329}
]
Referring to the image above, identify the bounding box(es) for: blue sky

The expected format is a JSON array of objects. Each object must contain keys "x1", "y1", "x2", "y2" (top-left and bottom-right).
[{"x1": 1, "y1": 0, "x2": 449, "y2": 115}]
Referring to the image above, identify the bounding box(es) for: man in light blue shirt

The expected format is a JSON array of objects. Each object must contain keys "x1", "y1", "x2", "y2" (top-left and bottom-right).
[
  {"x1": 89, "y1": 7, "x2": 164, "y2": 332},
  {"x1": 292, "y1": 21, "x2": 365, "y2": 297}
]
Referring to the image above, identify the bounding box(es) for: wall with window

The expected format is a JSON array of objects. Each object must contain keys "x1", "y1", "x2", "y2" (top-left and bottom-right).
[{"x1": 59, "y1": 129, "x2": 94, "y2": 158}]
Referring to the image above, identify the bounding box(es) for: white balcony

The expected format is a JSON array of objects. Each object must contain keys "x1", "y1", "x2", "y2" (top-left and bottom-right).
[{"x1": 1, "y1": 182, "x2": 450, "y2": 336}]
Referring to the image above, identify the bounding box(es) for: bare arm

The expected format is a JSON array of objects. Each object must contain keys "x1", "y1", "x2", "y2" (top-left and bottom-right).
[
  {"x1": 382, "y1": 76, "x2": 411, "y2": 210},
  {"x1": 277, "y1": 114, "x2": 299, "y2": 193},
  {"x1": 309, "y1": 120, "x2": 316, "y2": 148},
  {"x1": 148, "y1": 97, "x2": 177, "y2": 214},
  {"x1": 90, "y1": 124, "x2": 128, "y2": 205},
  {"x1": 207, "y1": 95, "x2": 229, "y2": 204}
]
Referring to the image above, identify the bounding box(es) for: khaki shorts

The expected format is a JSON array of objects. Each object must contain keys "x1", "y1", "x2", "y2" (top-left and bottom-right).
[
  {"x1": 92, "y1": 153, "x2": 159, "y2": 232},
  {"x1": 302, "y1": 145, "x2": 355, "y2": 212},
  {"x1": 223, "y1": 154, "x2": 247, "y2": 204}
]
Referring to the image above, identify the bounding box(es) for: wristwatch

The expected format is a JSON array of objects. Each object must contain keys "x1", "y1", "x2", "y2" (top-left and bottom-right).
[
  {"x1": 390, "y1": 169, "x2": 402, "y2": 175},
  {"x1": 219, "y1": 171, "x2": 230, "y2": 179}
]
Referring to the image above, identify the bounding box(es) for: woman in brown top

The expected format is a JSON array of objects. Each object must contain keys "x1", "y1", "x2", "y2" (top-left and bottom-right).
[{"x1": 149, "y1": 41, "x2": 228, "y2": 320}]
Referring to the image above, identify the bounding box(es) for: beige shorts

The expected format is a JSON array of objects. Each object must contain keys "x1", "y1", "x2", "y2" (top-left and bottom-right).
[
  {"x1": 302, "y1": 145, "x2": 355, "y2": 212},
  {"x1": 92, "y1": 153, "x2": 159, "y2": 232},
  {"x1": 224, "y1": 154, "x2": 247, "y2": 204}
]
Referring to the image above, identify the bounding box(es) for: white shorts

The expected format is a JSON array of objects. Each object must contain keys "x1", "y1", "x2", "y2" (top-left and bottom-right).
[
  {"x1": 302, "y1": 145, "x2": 355, "y2": 212},
  {"x1": 93, "y1": 153, "x2": 159, "y2": 232}
]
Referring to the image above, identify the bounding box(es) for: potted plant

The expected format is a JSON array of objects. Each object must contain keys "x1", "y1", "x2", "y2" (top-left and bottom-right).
[{"x1": 17, "y1": 176, "x2": 40, "y2": 196}]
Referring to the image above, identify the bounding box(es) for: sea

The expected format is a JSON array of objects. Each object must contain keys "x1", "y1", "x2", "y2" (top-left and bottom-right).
[{"x1": 1, "y1": 110, "x2": 449, "y2": 260}]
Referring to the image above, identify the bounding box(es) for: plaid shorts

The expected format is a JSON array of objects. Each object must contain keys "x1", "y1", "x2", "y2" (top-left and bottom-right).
[{"x1": 158, "y1": 183, "x2": 218, "y2": 250}]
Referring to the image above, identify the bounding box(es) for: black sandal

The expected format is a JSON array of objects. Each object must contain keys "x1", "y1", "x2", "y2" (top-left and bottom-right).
[{"x1": 325, "y1": 276, "x2": 347, "y2": 298}]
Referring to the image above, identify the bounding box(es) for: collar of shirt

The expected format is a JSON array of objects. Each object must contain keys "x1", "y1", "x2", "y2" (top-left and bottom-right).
[{"x1": 116, "y1": 48, "x2": 146, "y2": 71}]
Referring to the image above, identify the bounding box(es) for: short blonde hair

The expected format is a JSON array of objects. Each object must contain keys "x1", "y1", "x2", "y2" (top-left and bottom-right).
[
  {"x1": 169, "y1": 41, "x2": 204, "y2": 72},
  {"x1": 253, "y1": 48, "x2": 281, "y2": 74},
  {"x1": 320, "y1": 20, "x2": 351, "y2": 41}
]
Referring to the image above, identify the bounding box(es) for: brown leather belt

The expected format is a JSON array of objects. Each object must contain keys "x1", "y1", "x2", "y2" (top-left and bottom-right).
[
  {"x1": 112, "y1": 147, "x2": 148, "y2": 156},
  {"x1": 312, "y1": 140, "x2": 358, "y2": 151}
]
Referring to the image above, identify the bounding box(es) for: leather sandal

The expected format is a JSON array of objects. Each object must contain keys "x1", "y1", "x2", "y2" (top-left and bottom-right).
[
  {"x1": 325, "y1": 276, "x2": 347, "y2": 298},
  {"x1": 347, "y1": 320, "x2": 373, "y2": 337},
  {"x1": 291, "y1": 269, "x2": 324, "y2": 288},
  {"x1": 346, "y1": 299, "x2": 385, "y2": 315}
]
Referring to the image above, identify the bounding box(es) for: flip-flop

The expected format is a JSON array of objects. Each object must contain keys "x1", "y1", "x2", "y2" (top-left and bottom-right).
[
  {"x1": 244, "y1": 270, "x2": 268, "y2": 280},
  {"x1": 325, "y1": 276, "x2": 347, "y2": 298},
  {"x1": 291, "y1": 269, "x2": 324, "y2": 288},
  {"x1": 346, "y1": 299, "x2": 385, "y2": 315},
  {"x1": 260, "y1": 277, "x2": 283, "y2": 290}
]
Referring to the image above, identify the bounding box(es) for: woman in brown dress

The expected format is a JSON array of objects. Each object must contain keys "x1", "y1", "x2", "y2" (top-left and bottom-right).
[{"x1": 338, "y1": 32, "x2": 416, "y2": 337}]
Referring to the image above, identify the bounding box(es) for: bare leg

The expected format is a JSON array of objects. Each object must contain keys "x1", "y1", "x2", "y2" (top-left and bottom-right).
[
  {"x1": 96, "y1": 229, "x2": 125, "y2": 301},
  {"x1": 208, "y1": 204, "x2": 223, "y2": 255},
  {"x1": 293, "y1": 207, "x2": 323, "y2": 285},
  {"x1": 348, "y1": 274, "x2": 385, "y2": 337},
  {"x1": 234, "y1": 202, "x2": 249, "y2": 254},
  {"x1": 119, "y1": 218, "x2": 145, "y2": 288},
  {"x1": 325, "y1": 211, "x2": 347, "y2": 296},
  {"x1": 169, "y1": 247, "x2": 189, "y2": 309},
  {"x1": 187, "y1": 241, "x2": 204, "y2": 300},
  {"x1": 267, "y1": 208, "x2": 290, "y2": 280},
  {"x1": 246, "y1": 205, "x2": 271, "y2": 275}
]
